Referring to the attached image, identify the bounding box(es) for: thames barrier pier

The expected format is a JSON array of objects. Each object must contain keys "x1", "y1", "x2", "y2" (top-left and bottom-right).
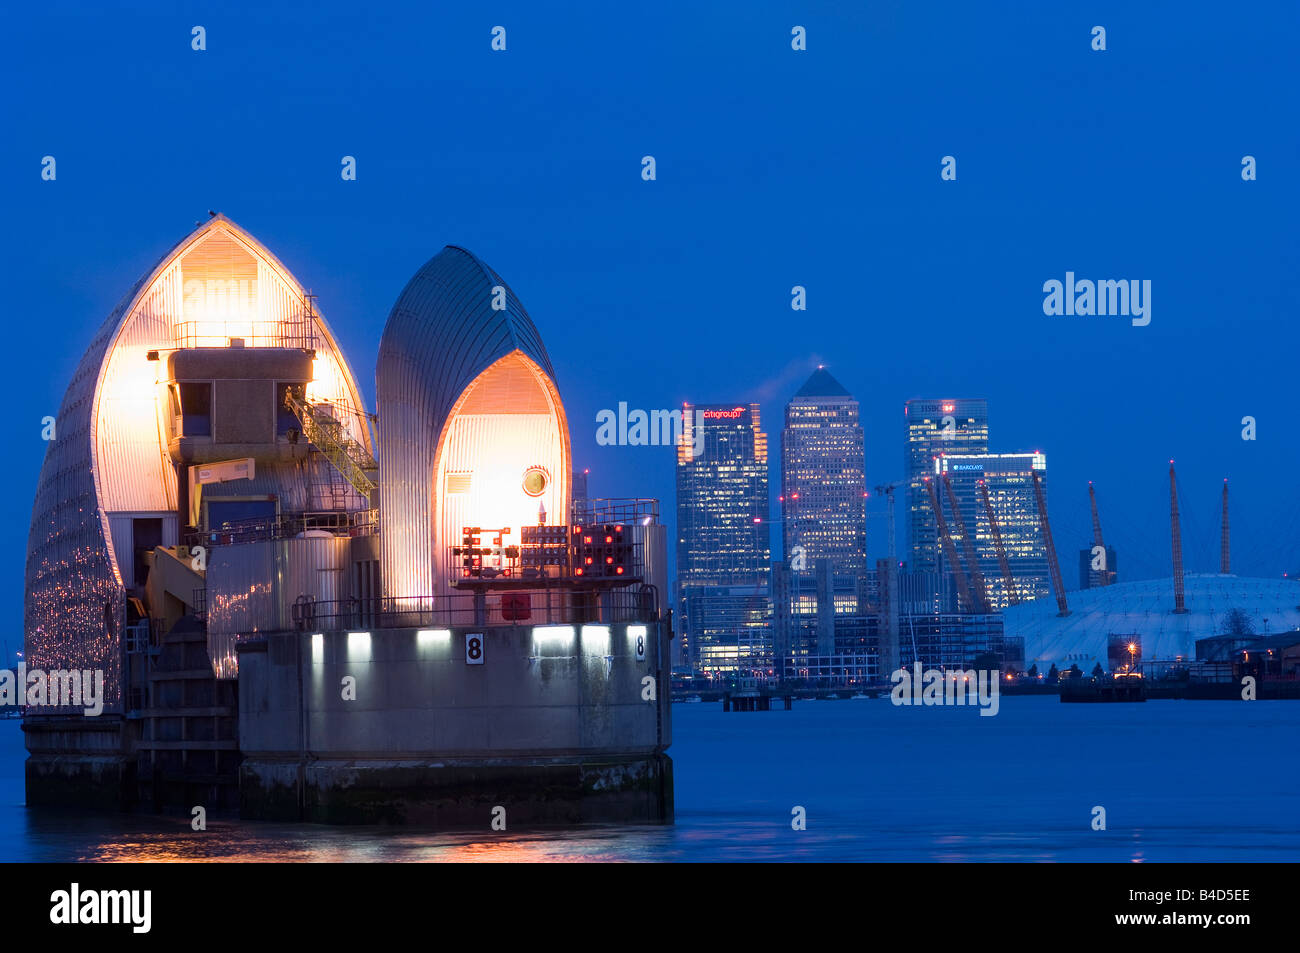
[
  {"x1": 22, "y1": 216, "x2": 673, "y2": 825},
  {"x1": 237, "y1": 617, "x2": 672, "y2": 825}
]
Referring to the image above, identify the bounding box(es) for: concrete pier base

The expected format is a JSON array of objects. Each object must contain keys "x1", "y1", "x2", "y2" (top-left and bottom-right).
[
  {"x1": 23, "y1": 715, "x2": 135, "y2": 811},
  {"x1": 236, "y1": 622, "x2": 674, "y2": 828},
  {"x1": 25, "y1": 754, "x2": 134, "y2": 811},
  {"x1": 239, "y1": 753, "x2": 674, "y2": 826}
]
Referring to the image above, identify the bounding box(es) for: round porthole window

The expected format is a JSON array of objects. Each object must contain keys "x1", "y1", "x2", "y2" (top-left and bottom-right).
[{"x1": 522, "y1": 466, "x2": 550, "y2": 497}]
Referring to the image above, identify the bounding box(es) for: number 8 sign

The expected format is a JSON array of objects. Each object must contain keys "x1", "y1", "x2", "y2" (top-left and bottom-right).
[{"x1": 465, "y1": 633, "x2": 484, "y2": 665}]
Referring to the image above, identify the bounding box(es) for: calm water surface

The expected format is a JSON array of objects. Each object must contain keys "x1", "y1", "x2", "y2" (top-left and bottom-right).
[{"x1": 3, "y1": 697, "x2": 1297, "y2": 861}]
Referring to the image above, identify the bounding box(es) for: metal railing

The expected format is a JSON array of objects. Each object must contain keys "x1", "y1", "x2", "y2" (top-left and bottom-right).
[
  {"x1": 125, "y1": 621, "x2": 152, "y2": 655},
  {"x1": 172, "y1": 318, "x2": 314, "y2": 350},
  {"x1": 573, "y1": 498, "x2": 660, "y2": 526},
  {"x1": 186, "y1": 510, "x2": 375, "y2": 548},
  {"x1": 288, "y1": 588, "x2": 659, "y2": 632}
]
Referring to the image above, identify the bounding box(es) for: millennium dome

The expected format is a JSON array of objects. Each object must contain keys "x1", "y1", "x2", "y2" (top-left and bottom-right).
[{"x1": 1004, "y1": 573, "x2": 1300, "y2": 669}]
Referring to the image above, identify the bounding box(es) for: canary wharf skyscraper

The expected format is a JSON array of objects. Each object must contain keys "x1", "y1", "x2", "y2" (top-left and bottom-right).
[
  {"x1": 905, "y1": 398, "x2": 989, "y2": 574},
  {"x1": 676, "y1": 402, "x2": 771, "y2": 671},
  {"x1": 781, "y1": 368, "x2": 867, "y2": 580},
  {"x1": 934, "y1": 452, "x2": 1051, "y2": 609}
]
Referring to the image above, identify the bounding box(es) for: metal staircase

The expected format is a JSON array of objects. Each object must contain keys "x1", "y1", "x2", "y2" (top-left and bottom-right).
[{"x1": 283, "y1": 387, "x2": 378, "y2": 498}]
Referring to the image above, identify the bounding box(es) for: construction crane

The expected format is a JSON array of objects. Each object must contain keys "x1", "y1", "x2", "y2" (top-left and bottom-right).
[
  {"x1": 1087, "y1": 482, "x2": 1115, "y2": 586},
  {"x1": 1170, "y1": 461, "x2": 1188, "y2": 613},
  {"x1": 941, "y1": 473, "x2": 991, "y2": 613},
  {"x1": 1030, "y1": 469, "x2": 1070, "y2": 617},
  {"x1": 283, "y1": 387, "x2": 378, "y2": 498},
  {"x1": 1221, "y1": 479, "x2": 1231, "y2": 574},
  {"x1": 923, "y1": 477, "x2": 976, "y2": 613},
  {"x1": 873, "y1": 480, "x2": 906, "y2": 560},
  {"x1": 978, "y1": 479, "x2": 1020, "y2": 606}
]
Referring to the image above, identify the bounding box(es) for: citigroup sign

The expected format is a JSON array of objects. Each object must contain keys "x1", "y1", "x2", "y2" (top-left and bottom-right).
[{"x1": 702, "y1": 406, "x2": 746, "y2": 420}]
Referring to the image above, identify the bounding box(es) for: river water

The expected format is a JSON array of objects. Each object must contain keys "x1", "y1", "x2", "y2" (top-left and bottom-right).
[{"x1": 3, "y1": 696, "x2": 1296, "y2": 862}]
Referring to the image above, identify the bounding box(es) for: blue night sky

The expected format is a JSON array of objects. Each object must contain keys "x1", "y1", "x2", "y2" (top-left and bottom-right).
[{"x1": 3, "y1": 1, "x2": 1298, "y2": 640}]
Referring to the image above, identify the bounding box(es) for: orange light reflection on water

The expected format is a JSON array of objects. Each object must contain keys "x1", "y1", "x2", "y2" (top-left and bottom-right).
[{"x1": 52, "y1": 821, "x2": 662, "y2": 863}]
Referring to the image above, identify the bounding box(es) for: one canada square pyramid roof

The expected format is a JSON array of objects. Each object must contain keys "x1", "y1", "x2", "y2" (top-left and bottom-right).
[{"x1": 793, "y1": 367, "x2": 852, "y2": 398}]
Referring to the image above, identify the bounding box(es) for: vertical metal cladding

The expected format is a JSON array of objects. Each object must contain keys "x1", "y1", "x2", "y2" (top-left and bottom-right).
[
  {"x1": 376, "y1": 246, "x2": 569, "y2": 601},
  {"x1": 627, "y1": 523, "x2": 670, "y2": 617},
  {"x1": 24, "y1": 216, "x2": 371, "y2": 705},
  {"x1": 206, "y1": 536, "x2": 351, "y2": 676}
]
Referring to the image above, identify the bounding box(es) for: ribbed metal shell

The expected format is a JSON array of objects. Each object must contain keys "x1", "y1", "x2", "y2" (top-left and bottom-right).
[
  {"x1": 24, "y1": 278, "x2": 145, "y2": 710},
  {"x1": 376, "y1": 246, "x2": 568, "y2": 600},
  {"x1": 24, "y1": 216, "x2": 370, "y2": 706}
]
